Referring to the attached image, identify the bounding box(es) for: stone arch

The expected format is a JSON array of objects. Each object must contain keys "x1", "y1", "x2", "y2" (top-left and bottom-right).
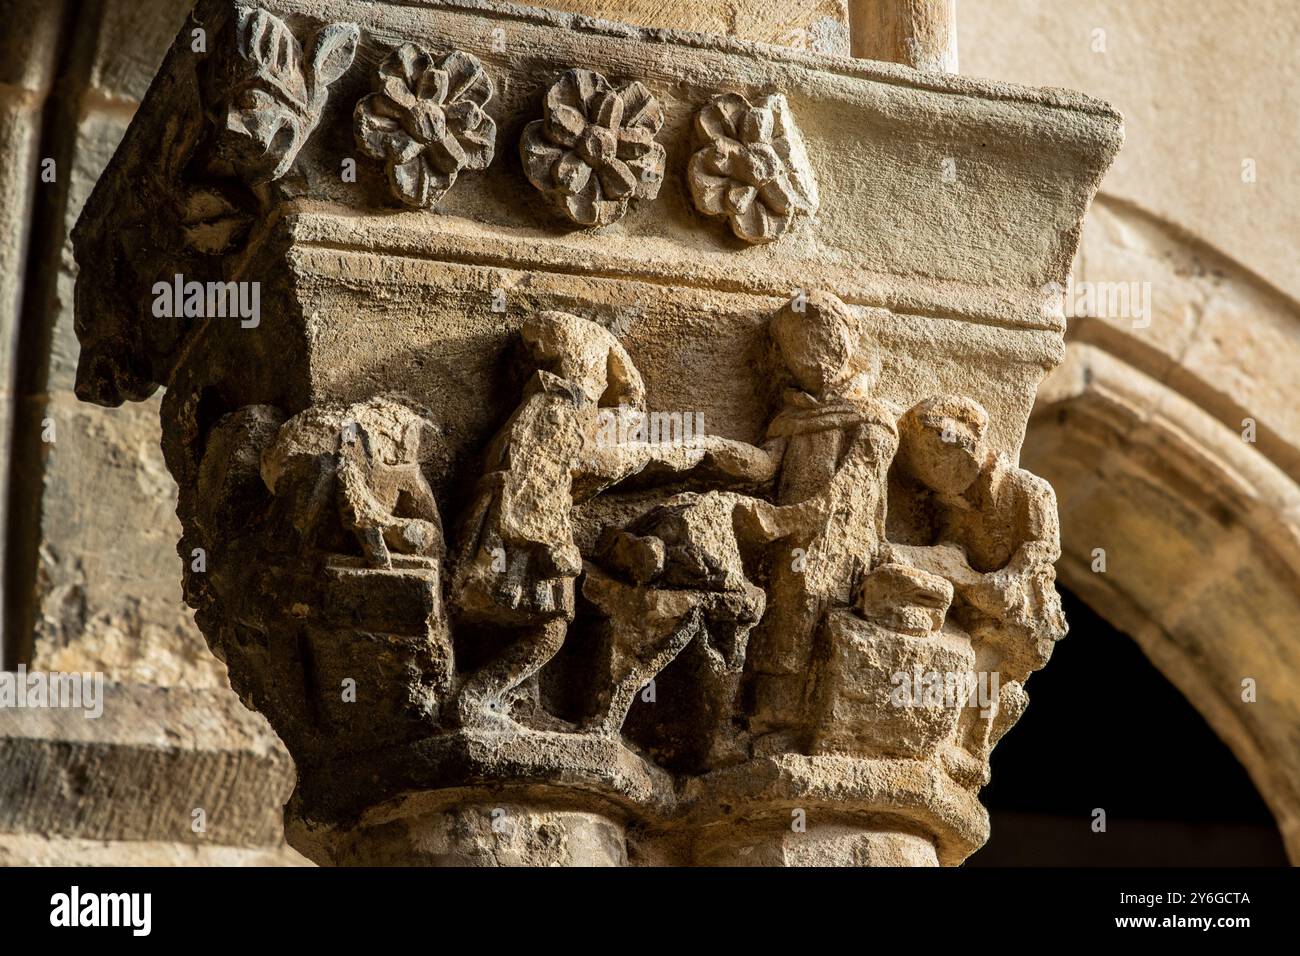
[{"x1": 1025, "y1": 199, "x2": 1300, "y2": 861}]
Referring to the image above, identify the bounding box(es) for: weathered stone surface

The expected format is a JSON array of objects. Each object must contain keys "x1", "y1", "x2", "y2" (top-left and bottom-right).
[
  {"x1": 537, "y1": 0, "x2": 851, "y2": 54},
  {"x1": 73, "y1": 0, "x2": 1124, "y2": 412},
  {"x1": 850, "y1": 0, "x2": 957, "y2": 71},
  {"x1": 521, "y1": 69, "x2": 665, "y2": 226},
  {"x1": 3, "y1": 0, "x2": 1291, "y2": 873},
  {"x1": 1028, "y1": 339, "x2": 1300, "y2": 864},
  {"x1": 0, "y1": 0, "x2": 65, "y2": 657},
  {"x1": 202, "y1": 7, "x2": 359, "y2": 185},
  {"x1": 810, "y1": 609, "x2": 973, "y2": 759},
  {"x1": 318, "y1": 800, "x2": 630, "y2": 866},
  {"x1": 69, "y1": 0, "x2": 1121, "y2": 866},
  {"x1": 6, "y1": 0, "x2": 216, "y2": 688},
  {"x1": 687, "y1": 91, "x2": 819, "y2": 244},
  {"x1": 0, "y1": 0, "x2": 314, "y2": 870},
  {"x1": 0, "y1": 682, "x2": 297, "y2": 852},
  {"x1": 0, "y1": 834, "x2": 307, "y2": 867}
]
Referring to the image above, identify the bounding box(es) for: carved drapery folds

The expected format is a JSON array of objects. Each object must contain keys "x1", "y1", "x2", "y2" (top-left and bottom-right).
[
  {"x1": 71, "y1": 0, "x2": 1122, "y2": 867},
  {"x1": 521, "y1": 69, "x2": 666, "y2": 226},
  {"x1": 354, "y1": 43, "x2": 497, "y2": 208}
]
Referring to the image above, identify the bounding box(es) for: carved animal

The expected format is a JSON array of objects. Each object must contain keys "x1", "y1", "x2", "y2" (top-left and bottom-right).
[
  {"x1": 260, "y1": 397, "x2": 444, "y2": 569},
  {"x1": 584, "y1": 493, "x2": 764, "y2": 739}
]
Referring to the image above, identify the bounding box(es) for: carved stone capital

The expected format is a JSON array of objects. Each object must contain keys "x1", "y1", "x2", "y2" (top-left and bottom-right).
[{"x1": 72, "y1": 0, "x2": 1121, "y2": 866}]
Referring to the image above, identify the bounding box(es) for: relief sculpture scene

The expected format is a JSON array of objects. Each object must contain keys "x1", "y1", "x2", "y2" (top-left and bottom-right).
[{"x1": 183, "y1": 288, "x2": 1068, "y2": 865}]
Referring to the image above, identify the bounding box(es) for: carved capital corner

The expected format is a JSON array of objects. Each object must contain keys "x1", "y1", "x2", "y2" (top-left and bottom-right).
[{"x1": 72, "y1": 0, "x2": 1120, "y2": 866}]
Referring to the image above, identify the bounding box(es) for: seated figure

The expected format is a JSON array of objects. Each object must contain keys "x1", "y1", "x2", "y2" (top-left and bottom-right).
[
  {"x1": 886, "y1": 395, "x2": 1068, "y2": 784},
  {"x1": 890, "y1": 395, "x2": 1067, "y2": 683}
]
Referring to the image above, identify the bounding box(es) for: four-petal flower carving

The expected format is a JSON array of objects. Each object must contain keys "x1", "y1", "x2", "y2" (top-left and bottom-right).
[
  {"x1": 354, "y1": 43, "x2": 497, "y2": 208},
  {"x1": 521, "y1": 69, "x2": 666, "y2": 227},
  {"x1": 688, "y1": 92, "x2": 819, "y2": 243}
]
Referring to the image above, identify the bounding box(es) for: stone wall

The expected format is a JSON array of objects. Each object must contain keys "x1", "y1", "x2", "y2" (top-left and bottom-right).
[
  {"x1": 961, "y1": 0, "x2": 1300, "y2": 860},
  {"x1": 1, "y1": 0, "x2": 221, "y2": 685}
]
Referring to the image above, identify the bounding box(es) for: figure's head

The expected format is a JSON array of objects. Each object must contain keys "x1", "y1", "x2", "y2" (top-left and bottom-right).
[
  {"x1": 898, "y1": 396, "x2": 990, "y2": 496},
  {"x1": 770, "y1": 291, "x2": 870, "y2": 395},
  {"x1": 346, "y1": 397, "x2": 435, "y2": 467},
  {"x1": 521, "y1": 311, "x2": 646, "y2": 408}
]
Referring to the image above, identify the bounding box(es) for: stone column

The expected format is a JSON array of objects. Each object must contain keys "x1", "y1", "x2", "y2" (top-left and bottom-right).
[
  {"x1": 850, "y1": 0, "x2": 958, "y2": 71},
  {"x1": 71, "y1": 0, "x2": 1121, "y2": 866}
]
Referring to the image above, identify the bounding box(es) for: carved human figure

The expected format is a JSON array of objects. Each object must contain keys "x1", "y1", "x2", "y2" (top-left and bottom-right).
[
  {"x1": 260, "y1": 397, "x2": 445, "y2": 568},
  {"x1": 713, "y1": 292, "x2": 901, "y2": 741},
  {"x1": 890, "y1": 396, "x2": 1066, "y2": 679},
  {"x1": 888, "y1": 395, "x2": 1067, "y2": 782},
  {"x1": 451, "y1": 311, "x2": 764, "y2": 728}
]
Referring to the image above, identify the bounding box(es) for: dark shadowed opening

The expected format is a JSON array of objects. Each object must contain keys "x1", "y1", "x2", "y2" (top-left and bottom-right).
[{"x1": 968, "y1": 589, "x2": 1288, "y2": 866}]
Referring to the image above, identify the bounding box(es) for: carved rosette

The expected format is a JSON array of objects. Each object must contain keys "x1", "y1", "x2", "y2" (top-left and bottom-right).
[
  {"x1": 354, "y1": 43, "x2": 497, "y2": 208},
  {"x1": 521, "y1": 69, "x2": 666, "y2": 226},
  {"x1": 688, "y1": 92, "x2": 819, "y2": 243},
  {"x1": 199, "y1": 6, "x2": 359, "y2": 184}
]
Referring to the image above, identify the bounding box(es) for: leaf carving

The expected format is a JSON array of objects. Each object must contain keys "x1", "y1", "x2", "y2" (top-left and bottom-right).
[
  {"x1": 234, "y1": 7, "x2": 308, "y2": 110},
  {"x1": 309, "y1": 22, "x2": 360, "y2": 94},
  {"x1": 200, "y1": 5, "x2": 360, "y2": 185}
]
